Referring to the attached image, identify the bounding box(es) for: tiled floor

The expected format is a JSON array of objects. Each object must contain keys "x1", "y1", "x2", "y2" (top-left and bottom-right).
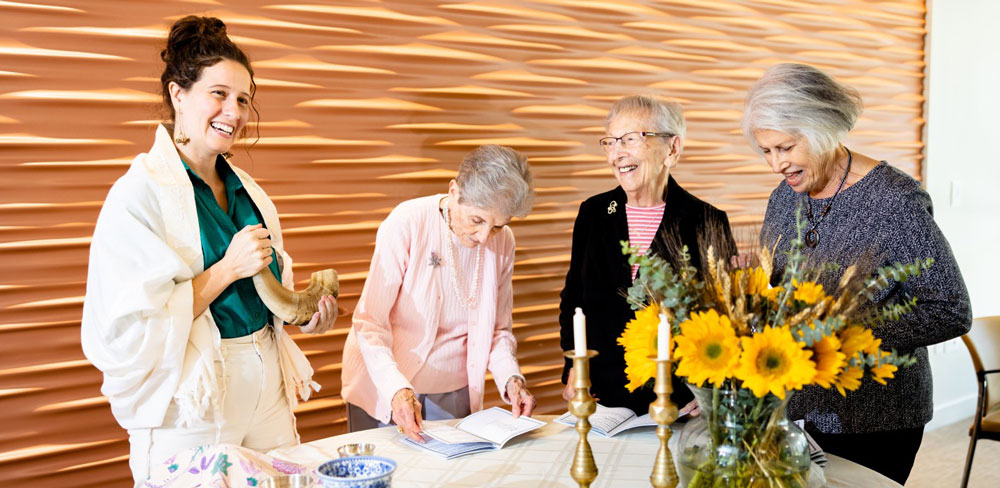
[{"x1": 906, "y1": 417, "x2": 1000, "y2": 488}]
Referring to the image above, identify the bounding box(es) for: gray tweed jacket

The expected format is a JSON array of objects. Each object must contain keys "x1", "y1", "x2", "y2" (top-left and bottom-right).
[{"x1": 762, "y1": 161, "x2": 971, "y2": 434}]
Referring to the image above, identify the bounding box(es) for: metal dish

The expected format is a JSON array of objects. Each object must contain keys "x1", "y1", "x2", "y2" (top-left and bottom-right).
[
  {"x1": 259, "y1": 473, "x2": 314, "y2": 488},
  {"x1": 337, "y1": 442, "x2": 376, "y2": 457}
]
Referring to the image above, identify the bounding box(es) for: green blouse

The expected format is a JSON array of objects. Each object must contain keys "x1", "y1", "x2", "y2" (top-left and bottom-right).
[{"x1": 183, "y1": 156, "x2": 281, "y2": 338}]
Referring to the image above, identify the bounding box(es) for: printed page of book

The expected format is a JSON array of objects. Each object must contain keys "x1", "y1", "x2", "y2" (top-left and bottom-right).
[
  {"x1": 555, "y1": 404, "x2": 637, "y2": 436},
  {"x1": 401, "y1": 433, "x2": 494, "y2": 460},
  {"x1": 454, "y1": 406, "x2": 546, "y2": 448},
  {"x1": 610, "y1": 413, "x2": 656, "y2": 436},
  {"x1": 422, "y1": 423, "x2": 488, "y2": 445}
]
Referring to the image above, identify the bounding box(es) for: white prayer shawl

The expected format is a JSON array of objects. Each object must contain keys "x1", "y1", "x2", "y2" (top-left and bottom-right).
[{"x1": 81, "y1": 124, "x2": 319, "y2": 433}]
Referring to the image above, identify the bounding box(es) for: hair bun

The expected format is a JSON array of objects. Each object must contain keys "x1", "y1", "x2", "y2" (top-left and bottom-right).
[
  {"x1": 161, "y1": 15, "x2": 230, "y2": 63},
  {"x1": 158, "y1": 15, "x2": 254, "y2": 129}
]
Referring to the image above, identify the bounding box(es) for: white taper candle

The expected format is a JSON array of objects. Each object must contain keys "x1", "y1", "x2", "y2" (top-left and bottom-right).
[
  {"x1": 658, "y1": 311, "x2": 671, "y2": 361},
  {"x1": 573, "y1": 307, "x2": 587, "y2": 357}
]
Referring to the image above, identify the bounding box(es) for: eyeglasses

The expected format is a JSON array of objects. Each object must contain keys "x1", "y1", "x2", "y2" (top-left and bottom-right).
[{"x1": 598, "y1": 131, "x2": 674, "y2": 152}]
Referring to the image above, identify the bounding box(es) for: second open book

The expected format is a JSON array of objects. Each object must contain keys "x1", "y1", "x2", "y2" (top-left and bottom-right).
[
  {"x1": 401, "y1": 406, "x2": 546, "y2": 459},
  {"x1": 555, "y1": 404, "x2": 657, "y2": 437}
]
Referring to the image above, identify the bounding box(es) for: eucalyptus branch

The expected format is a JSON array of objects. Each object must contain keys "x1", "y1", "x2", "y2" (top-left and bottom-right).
[
  {"x1": 858, "y1": 296, "x2": 920, "y2": 328},
  {"x1": 859, "y1": 258, "x2": 935, "y2": 300},
  {"x1": 771, "y1": 206, "x2": 809, "y2": 326}
]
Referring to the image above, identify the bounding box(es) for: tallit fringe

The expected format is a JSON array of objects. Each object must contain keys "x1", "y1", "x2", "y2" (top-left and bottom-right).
[{"x1": 172, "y1": 359, "x2": 220, "y2": 429}]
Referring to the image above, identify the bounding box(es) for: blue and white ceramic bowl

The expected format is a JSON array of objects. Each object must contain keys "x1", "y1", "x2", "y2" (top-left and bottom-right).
[{"x1": 316, "y1": 456, "x2": 396, "y2": 488}]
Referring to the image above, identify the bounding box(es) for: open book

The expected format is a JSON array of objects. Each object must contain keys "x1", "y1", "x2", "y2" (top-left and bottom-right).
[
  {"x1": 555, "y1": 404, "x2": 656, "y2": 437},
  {"x1": 400, "y1": 406, "x2": 546, "y2": 459},
  {"x1": 555, "y1": 403, "x2": 695, "y2": 437},
  {"x1": 793, "y1": 420, "x2": 829, "y2": 468}
]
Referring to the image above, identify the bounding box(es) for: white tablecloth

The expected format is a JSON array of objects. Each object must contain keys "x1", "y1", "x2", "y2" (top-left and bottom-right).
[{"x1": 270, "y1": 416, "x2": 901, "y2": 488}]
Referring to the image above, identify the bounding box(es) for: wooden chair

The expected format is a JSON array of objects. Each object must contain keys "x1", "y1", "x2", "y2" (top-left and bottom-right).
[{"x1": 960, "y1": 315, "x2": 1000, "y2": 488}]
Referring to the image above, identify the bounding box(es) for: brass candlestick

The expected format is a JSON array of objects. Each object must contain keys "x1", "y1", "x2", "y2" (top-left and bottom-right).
[
  {"x1": 649, "y1": 358, "x2": 679, "y2": 488},
  {"x1": 565, "y1": 350, "x2": 599, "y2": 488}
]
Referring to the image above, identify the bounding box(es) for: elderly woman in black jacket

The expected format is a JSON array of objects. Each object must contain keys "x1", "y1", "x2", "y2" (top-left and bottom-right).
[{"x1": 559, "y1": 95, "x2": 734, "y2": 414}]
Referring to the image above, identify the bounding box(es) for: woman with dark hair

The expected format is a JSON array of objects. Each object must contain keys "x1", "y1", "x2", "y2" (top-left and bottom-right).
[
  {"x1": 81, "y1": 16, "x2": 336, "y2": 484},
  {"x1": 744, "y1": 63, "x2": 971, "y2": 484}
]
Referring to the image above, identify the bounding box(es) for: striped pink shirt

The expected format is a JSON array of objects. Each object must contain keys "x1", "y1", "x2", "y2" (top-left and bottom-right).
[
  {"x1": 626, "y1": 202, "x2": 666, "y2": 281},
  {"x1": 410, "y1": 225, "x2": 476, "y2": 393}
]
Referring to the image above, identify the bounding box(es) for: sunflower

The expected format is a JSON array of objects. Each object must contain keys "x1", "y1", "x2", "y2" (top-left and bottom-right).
[
  {"x1": 674, "y1": 309, "x2": 740, "y2": 387},
  {"x1": 834, "y1": 365, "x2": 864, "y2": 396},
  {"x1": 792, "y1": 280, "x2": 826, "y2": 305},
  {"x1": 870, "y1": 351, "x2": 898, "y2": 385},
  {"x1": 762, "y1": 285, "x2": 784, "y2": 302},
  {"x1": 617, "y1": 303, "x2": 660, "y2": 392},
  {"x1": 808, "y1": 334, "x2": 846, "y2": 388},
  {"x1": 733, "y1": 267, "x2": 770, "y2": 296},
  {"x1": 735, "y1": 326, "x2": 817, "y2": 399},
  {"x1": 839, "y1": 326, "x2": 878, "y2": 364}
]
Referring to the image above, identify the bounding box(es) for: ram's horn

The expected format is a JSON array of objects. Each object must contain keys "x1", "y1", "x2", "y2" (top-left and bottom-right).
[{"x1": 252, "y1": 268, "x2": 339, "y2": 325}]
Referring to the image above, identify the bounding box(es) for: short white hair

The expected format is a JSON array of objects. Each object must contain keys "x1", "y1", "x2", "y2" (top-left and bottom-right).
[
  {"x1": 606, "y1": 94, "x2": 686, "y2": 139},
  {"x1": 742, "y1": 63, "x2": 863, "y2": 156},
  {"x1": 456, "y1": 145, "x2": 534, "y2": 218}
]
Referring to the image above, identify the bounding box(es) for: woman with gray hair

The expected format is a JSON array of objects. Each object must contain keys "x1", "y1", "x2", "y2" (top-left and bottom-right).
[
  {"x1": 746, "y1": 63, "x2": 971, "y2": 484},
  {"x1": 341, "y1": 145, "x2": 537, "y2": 441},
  {"x1": 559, "y1": 94, "x2": 735, "y2": 414}
]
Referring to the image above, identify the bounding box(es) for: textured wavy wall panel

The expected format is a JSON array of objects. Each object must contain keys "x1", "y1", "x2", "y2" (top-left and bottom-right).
[{"x1": 0, "y1": 1, "x2": 925, "y2": 486}]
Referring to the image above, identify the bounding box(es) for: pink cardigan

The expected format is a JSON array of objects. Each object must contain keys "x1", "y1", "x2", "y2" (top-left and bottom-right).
[{"x1": 341, "y1": 195, "x2": 523, "y2": 423}]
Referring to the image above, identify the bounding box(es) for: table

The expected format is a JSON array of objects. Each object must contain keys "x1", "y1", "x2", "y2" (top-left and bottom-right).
[{"x1": 270, "y1": 416, "x2": 902, "y2": 488}]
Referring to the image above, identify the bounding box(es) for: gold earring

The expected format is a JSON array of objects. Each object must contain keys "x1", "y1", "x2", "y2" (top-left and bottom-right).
[
  {"x1": 173, "y1": 111, "x2": 189, "y2": 145},
  {"x1": 174, "y1": 128, "x2": 189, "y2": 145}
]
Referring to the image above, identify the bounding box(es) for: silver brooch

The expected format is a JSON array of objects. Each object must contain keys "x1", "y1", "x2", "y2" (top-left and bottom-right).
[
  {"x1": 607, "y1": 200, "x2": 618, "y2": 214},
  {"x1": 429, "y1": 251, "x2": 441, "y2": 267}
]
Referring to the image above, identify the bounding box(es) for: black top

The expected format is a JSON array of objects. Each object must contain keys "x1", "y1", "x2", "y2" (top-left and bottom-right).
[
  {"x1": 559, "y1": 177, "x2": 735, "y2": 414},
  {"x1": 763, "y1": 162, "x2": 971, "y2": 433}
]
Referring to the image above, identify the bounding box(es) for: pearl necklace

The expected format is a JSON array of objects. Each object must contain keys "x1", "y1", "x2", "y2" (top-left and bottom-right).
[{"x1": 441, "y1": 197, "x2": 484, "y2": 308}]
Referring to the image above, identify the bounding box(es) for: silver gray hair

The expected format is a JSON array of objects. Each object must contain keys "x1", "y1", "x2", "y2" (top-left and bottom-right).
[
  {"x1": 456, "y1": 145, "x2": 534, "y2": 218},
  {"x1": 605, "y1": 94, "x2": 686, "y2": 138},
  {"x1": 742, "y1": 63, "x2": 863, "y2": 156}
]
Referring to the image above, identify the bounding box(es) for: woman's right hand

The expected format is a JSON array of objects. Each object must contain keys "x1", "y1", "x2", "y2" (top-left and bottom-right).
[
  {"x1": 223, "y1": 224, "x2": 273, "y2": 281},
  {"x1": 391, "y1": 388, "x2": 424, "y2": 442},
  {"x1": 730, "y1": 251, "x2": 758, "y2": 269},
  {"x1": 562, "y1": 368, "x2": 576, "y2": 401},
  {"x1": 561, "y1": 368, "x2": 599, "y2": 402}
]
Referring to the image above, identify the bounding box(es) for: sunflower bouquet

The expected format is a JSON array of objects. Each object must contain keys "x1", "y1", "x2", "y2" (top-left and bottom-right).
[{"x1": 618, "y1": 208, "x2": 926, "y2": 487}]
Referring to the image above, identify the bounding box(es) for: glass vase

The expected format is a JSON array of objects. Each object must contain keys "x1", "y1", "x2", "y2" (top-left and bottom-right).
[{"x1": 676, "y1": 384, "x2": 811, "y2": 488}]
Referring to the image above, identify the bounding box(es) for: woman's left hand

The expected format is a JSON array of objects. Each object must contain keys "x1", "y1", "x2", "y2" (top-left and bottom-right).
[
  {"x1": 506, "y1": 376, "x2": 536, "y2": 418},
  {"x1": 298, "y1": 295, "x2": 337, "y2": 334}
]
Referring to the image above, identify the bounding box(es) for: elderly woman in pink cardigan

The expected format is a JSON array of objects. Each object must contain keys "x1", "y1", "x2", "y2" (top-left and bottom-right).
[{"x1": 341, "y1": 145, "x2": 537, "y2": 441}]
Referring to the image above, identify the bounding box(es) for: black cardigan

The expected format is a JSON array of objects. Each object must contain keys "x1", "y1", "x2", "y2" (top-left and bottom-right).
[{"x1": 559, "y1": 177, "x2": 735, "y2": 414}]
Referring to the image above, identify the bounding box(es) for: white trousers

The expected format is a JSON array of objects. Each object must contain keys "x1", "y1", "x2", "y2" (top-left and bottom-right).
[{"x1": 128, "y1": 326, "x2": 297, "y2": 486}]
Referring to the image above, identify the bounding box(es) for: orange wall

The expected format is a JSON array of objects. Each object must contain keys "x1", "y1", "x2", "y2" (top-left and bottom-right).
[{"x1": 0, "y1": 1, "x2": 926, "y2": 486}]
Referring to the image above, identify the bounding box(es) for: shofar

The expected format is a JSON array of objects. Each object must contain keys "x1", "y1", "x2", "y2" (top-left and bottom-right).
[{"x1": 252, "y1": 269, "x2": 339, "y2": 325}]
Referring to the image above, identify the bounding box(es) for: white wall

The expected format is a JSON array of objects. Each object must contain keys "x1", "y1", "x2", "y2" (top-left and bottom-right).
[{"x1": 923, "y1": 0, "x2": 1000, "y2": 430}]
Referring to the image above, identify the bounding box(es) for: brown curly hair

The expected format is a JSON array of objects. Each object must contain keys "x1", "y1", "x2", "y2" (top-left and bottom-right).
[{"x1": 159, "y1": 15, "x2": 258, "y2": 140}]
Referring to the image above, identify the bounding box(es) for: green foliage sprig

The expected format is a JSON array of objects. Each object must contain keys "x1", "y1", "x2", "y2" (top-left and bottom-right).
[
  {"x1": 769, "y1": 207, "x2": 808, "y2": 328},
  {"x1": 860, "y1": 258, "x2": 935, "y2": 301},
  {"x1": 622, "y1": 240, "x2": 703, "y2": 326}
]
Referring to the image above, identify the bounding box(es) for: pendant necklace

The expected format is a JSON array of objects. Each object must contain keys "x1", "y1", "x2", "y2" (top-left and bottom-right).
[
  {"x1": 441, "y1": 197, "x2": 484, "y2": 308},
  {"x1": 803, "y1": 147, "x2": 852, "y2": 249}
]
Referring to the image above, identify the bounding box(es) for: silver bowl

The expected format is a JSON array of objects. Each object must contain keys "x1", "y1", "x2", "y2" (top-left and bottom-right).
[
  {"x1": 337, "y1": 442, "x2": 376, "y2": 457},
  {"x1": 259, "y1": 473, "x2": 314, "y2": 488}
]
